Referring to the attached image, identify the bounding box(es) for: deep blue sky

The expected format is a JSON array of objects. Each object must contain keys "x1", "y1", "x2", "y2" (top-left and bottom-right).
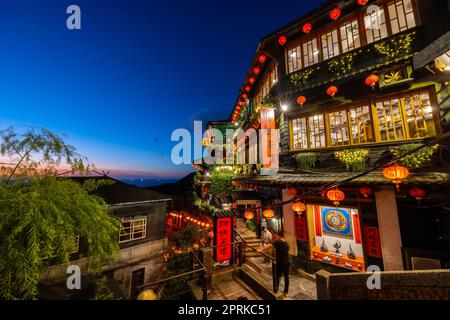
[{"x1": 0, "y1": 0, "x2": 324, "y2": 179}]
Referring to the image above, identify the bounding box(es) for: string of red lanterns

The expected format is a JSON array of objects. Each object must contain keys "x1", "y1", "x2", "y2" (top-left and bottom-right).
[
  {"x1": 296, "y1": 95, "x2": 307, "y2": 107},
  {"x1": 330, "y1": 8, "x2": 341, "y2": 20},
  {"x1": 244, "y1": 210, "x2": 254, "y2": 220},
  {"x1": 357, "y1": 0, "x2": 369, "y2": 6},
  {"x1": 359, "y1": 186, "x2": 373, "y2": 198},
  {"x1": 365, "y1": 74, "x2": 379, "y2": 90},
  {"x1": 291, "y1": 201, "x2": 306, "y2": 214},
  {"x1": 302, "y1": 23, "x2": 312, "y2": 34},
  {"x1": 263, "y1": 208, "x2": 275, "y2": 219},
  {"x1": 278, "y1": 35, "x2": 287, "y2": 46},
  {"x1": 327, "y1": 188, "x2": 345, "y2": 206},
  {"x1": 327, "y1": 85, "x2": 338, "y2": 99},
  {"x1": 382, "y1": 165, "x2": 410, "y2": 192}
]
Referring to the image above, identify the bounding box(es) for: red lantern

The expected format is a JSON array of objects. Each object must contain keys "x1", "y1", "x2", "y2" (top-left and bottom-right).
[
  {"x1": 365, "y1": 74, "x2": 379, "y2": 89},
  {"x1": 258, "y1": 54, "x2": 267, "y2": 63},
  {"x1": 278, "y1": 35, "x2": 287, "y2": 46},
  {"x1": 330, "y1": 8, "x2": 341, "y2": 20},
  {"x1": 409, "y1": 187, "x2": 427, "y2": 201},
  {"x1": 253, "y1": 67, "x2": 261, "y2": 75},
  {"x1": 292, "y1": 201, "x2": 306, "y2": 214},
  {"x1": 263, "y1": 208, "x2": 275, "y2": 219},
  {"x1": 249, "y1": 77, "x2": 255, "y2": 84},
  {"x1": 244, "y1": 210, "x2": 254, "y2": 220},
  {"x1": 245, "y1": 86, "x2": 251, "y2": 93},
  {"x1": 383, "y1": 165, "x2": 410, "y2": 192},
  {"x1": 302, "y1": 23, "x2": 312, "y2": 34},
  {"x1": 327, "y1": 188, "x2": 345, "y2": 206},
  {"x1": 326, "y1": 86, "x2": 338, "y2": 98},
  {"x1": 241, "y1": 93, "x2": 248, "y2": 99},
  {"x1": 357, "y1": 0, "x2": 368, "y2": 6},
  {"x1": 359, "y1": 186, "x2": 373, "y2": 198},
  {"x1": 296, "y1": 95, "x2": 307, "y2": 106},
  {"x1": 288, "y1": 187, "x2": 297, "y2": 195}
]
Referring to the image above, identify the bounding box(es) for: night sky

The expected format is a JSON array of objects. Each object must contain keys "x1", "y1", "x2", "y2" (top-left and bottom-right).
[{"x1": 0, "y1": 0, "x2": 324, "y2": 180}]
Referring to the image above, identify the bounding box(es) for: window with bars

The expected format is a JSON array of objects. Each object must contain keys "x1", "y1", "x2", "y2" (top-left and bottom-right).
[
  {"x1": 340, "y1": 19, "x2": 361, "y2": 53},
  {"x1": 292, "y1": 117, "x2": 308, "y2": 150},
  {"x1": 308, "y1": 114, "x2": 326, "y2": 148},
  {"x1": 287, "y1": 46, "x2": 302, "y2": 73},
  {"x1": 321, "y1": 30, "x2": 340, "y2": 60},
  {"x1": 375, "y1": 97, "x2": 406, "y2": 141},
  {"x1": 119, "y1": 217, "x2": 147, "y2": 243},
  {"x1": 328, "y1": 110, "x2": 350, "y2": 146},
  {"x1": 364, "y1": 6, "x2": 388, "y2": 44},
  {"x1": 388, "y1": 0, "x2": 416, "y2": 35},
  {"x1": 303, "y1": 38, "x2": 319, "y2": 67},
  {"x1": 349, "y1": 105, "x2": 374, "y2": 144}
]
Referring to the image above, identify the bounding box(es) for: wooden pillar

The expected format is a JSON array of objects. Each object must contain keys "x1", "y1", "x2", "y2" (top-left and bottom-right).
[
  {"x1": 375, "y1": 188, "x2": 404, "y2": 271},
  {"x1": 281, "y1": 189, "x2": 298, "y2": 256}
]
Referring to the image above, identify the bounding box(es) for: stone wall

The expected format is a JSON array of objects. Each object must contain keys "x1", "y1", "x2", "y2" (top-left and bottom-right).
[{"x1": 316, "y1": 269, "x2": 450, "y2": 300}]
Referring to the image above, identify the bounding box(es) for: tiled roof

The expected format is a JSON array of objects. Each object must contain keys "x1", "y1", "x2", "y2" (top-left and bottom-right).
[{"x1": 234, "y1": 171, "x2": 450, "y2": 186}]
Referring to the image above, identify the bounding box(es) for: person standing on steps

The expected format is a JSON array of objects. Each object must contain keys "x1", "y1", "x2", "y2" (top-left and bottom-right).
[
  {"x1": 273, "y1": 233, "x2": 291, "y2": 295},
  {"x1": 260, "y1": 226, "x2": 272, "y2": 264}
]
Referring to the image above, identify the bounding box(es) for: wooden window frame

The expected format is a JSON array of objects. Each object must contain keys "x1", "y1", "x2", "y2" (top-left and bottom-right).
[{"x1": 119, "y1": 217, "x2": 148, "y2": 244}]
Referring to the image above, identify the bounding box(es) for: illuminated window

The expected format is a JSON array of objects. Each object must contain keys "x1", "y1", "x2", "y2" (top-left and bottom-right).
[
  {"x1": 328, "y1": 110, "x2": 350, "y2": 146},
  {"x1": 403, "y1": 91, "x2": 436, "y2": 138},
  {"x1": 349, "y1": 105, "x2": 374, "y2": 144},
  {"x1": 303, "y1": 38, "x2": 319, "y2": 67},
  {"x1": 388, "y1": 0, "x2": 416, "y2": 35},
  {"x1": 287, "y1": 46, "x2": 302, "y2": 73},
  {"x1": 321, "y1": 30, "x2": 340, "y2": 60},
  {"x1": 291, "y1": 117, "x2": 308, "y2": 150},
  {"x1": 340, "y1": 19, "x2": 361, "y2": 53},
  {"x1": 364, "y1": 6, "x2": 388, "y2": 44},
  {"x1": 253, "y1": 64, "x2": 278, "y2": 105},
  {"x1": 308, "y1": 114, "x2": 326, "y2": 148},
  {"x1": 375, "y1": 97, "x2": 406, "y2": 141},
  {"x1": 119, "y1": 217, "x2": 147, "y2": 243}
]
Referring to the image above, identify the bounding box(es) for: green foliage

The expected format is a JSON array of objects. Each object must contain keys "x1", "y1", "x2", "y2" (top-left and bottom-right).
[
  {"x1": 169, "y1": 224, "x2": 209, "y2": 252},
  {"x1": 192, "y1": 191, "x2": 216, "y2": 213},
  {"x1": 93, "y1": 276, "x2": 114, "y2": 300},
  {"x1": 390, "y1": 143, "x2": 439, "y2": 169},
  {"x1": 328, "y1": 52, "x2": 358, "y2": 76},
  {"x1": 246, "y1": 220, "x2": 256, "y2": 232},
  {"x1": 295, "y1": 153, "x2": 317, "y2": 170},
  {"x1": 289, "y1": 67, "x2": 318, "y2": 86},
  {"x1": 374, "y1": 32, "x2": 415, "y2": 60},
  {"x1": 335, "y1": 149, "x2": 369, "y2": 172},
  {"x1": 209, "y1": 170, "x2": 234, "y2": 199},
  {"x1": 0, "y1": 127, "x2": 120, "y2": 300},
  {"x1": 193, "y1": 171, "x2": 202, "y2": 187}
]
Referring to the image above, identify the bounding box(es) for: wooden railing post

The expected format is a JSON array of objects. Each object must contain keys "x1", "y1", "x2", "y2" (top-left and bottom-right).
[{"x1": 272, "y1": 261, "x2": 277, "y2": 293}]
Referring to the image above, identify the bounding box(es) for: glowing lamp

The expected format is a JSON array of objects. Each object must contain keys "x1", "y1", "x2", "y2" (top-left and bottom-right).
[
  {"x1": 357, "y1": 0, "x2": 368, "y2": 6},
  {"x1": 383, "y1": 165, "x2": 410, "y2": 192},
  {"x1": 193, "y1": 243, "x2": 200, "y2": 250},
  {"x1": 326, "y1": 86, "x2": 338, "y2": 98},
  {"x1": 365, "y1": 74, "x2": 379, "y2": 89},
  {"x1": 278, "y1": 35, "x2": 287, "y2": 46},
  {"x1": 245, "y1": 86, "x2": 251, "y2": 93},
  {"x1": 288, "y1": 187, "x2": 297, "y2": 195},
  {"x1": 241, "y1": 93, "x2": 248, "y2": 99},
  {"x1": 244, "y1": 210, "x2": 254, "y2": 220},
  {"x1": 302, "y1": 23, "x2": 312, "y2": 34},
  {"x1": 258, "y1": 54, "x2": 267, "y2": 63},
  {"x1": 330, "y1": 8, "x2": 341, "y2": 20},
  {"x1": 409, "y1": 187, "x2": 427, "y2": 201},
  {"x1": 359, "y1": 186, "x2": 373, "y2": 198},
  {"x1": 327, "y1": 188, "x2": 345, "y2": 206},
  {"x1": 291, "y1": 201, "x2": 306, "y2": 214},
  {"x1": 253, "y1": 67, "x2": 261, "y2": 75},
  {"x1": 263, "y1": 208, "x2": 275, "y2": 219},
  {"x1": 249, "y1": 77, "x2": 255, "y2": 84},
  {"x1": 296, "y1": 95, "x2": 307, "y2": 106},
  {"x1": 137, "y1": 289, "x2": 158, "y2": 300}
]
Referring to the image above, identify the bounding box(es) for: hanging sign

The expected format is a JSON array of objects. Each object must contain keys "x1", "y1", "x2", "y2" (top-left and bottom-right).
[
  {"x1": 363, "y1": 226, "x2": 383, "y2": 258},
  {"x1": 214, "y1": 217, "x2": 232, "y2": 262}
]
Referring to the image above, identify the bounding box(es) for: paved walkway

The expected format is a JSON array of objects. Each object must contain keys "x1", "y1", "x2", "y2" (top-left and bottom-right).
[{"x1": 207, "y1": 276, "x2": 263, "y2": 300}]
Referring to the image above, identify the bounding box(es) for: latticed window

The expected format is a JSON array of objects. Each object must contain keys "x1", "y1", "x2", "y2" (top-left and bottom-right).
[
  {"x1": 328, "y1": 110, "x2": 350, "y2": 146},
  {"x1": 364, "y1": 6, "x2": 388, "y2": 44},
  {"x1": 321, "y1": 30, "x2": 339, "y2": 60},
  {"x1": 287, "y1": 46, "x2": 302, "y2": 73},
  {"x1": 308, "y1": 114, "x2": 326, "y2": 148},
  {"x1": 291, "y1": 117, "x2": 308, "y2": 150},
  {"x1": 303, "y1": 38, "x2": 319, "y2": 67},
  {"x1": 388, "y1": 0, "x2": 416, "y2": 35},
  {"x1": 119, "y1": 217, "x2": 147, "y2": 243},
  {"x1": 375, "y1": 97, "x2": 406, "y2": 141},
  {"x1": 348, "y1": 105, "x2": 374, "y2": 144},
  {"x1": 403, "y1": 91, "x2": 436, "y2": 139},
  {"x1": 340, "y1": 19, "x2": 361, "y2": 53}
]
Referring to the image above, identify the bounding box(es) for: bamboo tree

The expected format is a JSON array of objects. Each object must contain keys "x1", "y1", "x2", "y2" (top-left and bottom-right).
[{"x1": 0, "y1": 127, "x2": 120, "y2": 299}]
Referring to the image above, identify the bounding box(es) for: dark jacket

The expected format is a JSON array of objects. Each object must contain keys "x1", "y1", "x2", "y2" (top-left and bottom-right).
[{"x1": 273, "y1": 240, "x2": 291, "y2": 264}]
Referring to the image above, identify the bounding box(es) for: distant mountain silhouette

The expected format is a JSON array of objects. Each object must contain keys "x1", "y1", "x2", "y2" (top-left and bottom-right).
[{"x1": 145, "y1": 172, "x2": 195, "y2": 196}]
